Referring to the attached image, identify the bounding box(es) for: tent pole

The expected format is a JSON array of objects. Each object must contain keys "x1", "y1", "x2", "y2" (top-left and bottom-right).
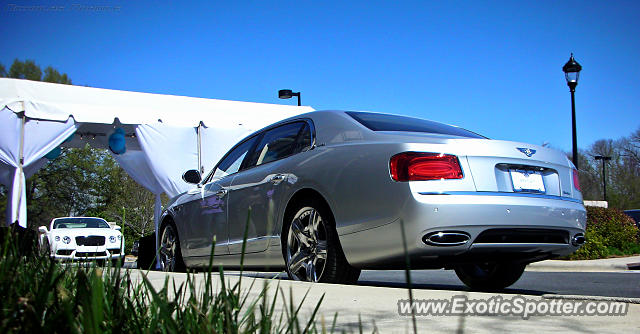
[
  {"x1": 197, "y1": 123, "x2": 203, "y2": 174},
  {"x1": 14, "y1": 112, "x2": 26, "y2": 227}
]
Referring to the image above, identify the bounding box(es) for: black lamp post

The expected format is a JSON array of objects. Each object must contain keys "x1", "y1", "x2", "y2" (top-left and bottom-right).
[
  {"x1": 563, "y1": 53, "x2": 582, "y2": 169},
  {"x1": 594, "y1": 155, "x2": 612, "y2": 201},
  {"x1": 278, "y1": 89, "x2": 301, "y2": 106}
]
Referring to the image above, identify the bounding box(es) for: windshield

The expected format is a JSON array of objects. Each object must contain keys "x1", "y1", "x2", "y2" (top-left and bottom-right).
[
  {"x1": 52, "y1": 217, "x2": 110, "y2": 229},
  {"x1": 347, "y1": 111, "x2": 486, "y2": 139}
]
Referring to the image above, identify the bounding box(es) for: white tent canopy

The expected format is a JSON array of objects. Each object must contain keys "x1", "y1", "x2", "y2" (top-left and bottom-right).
[
  {"x1": 0, "y1": 78, "x2": 313, "y2": 238},
  {"x1": 1, "y1": 78, "x2": 310, "y2": 128}
]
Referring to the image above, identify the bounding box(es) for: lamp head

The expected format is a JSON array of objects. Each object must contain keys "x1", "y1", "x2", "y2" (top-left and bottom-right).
[
  {"x1": 279, "y1": 89, "x2": 294, "y2": 99},
  {"x1": 563, "y1": 53, "x2": 582, "y2": 85}
]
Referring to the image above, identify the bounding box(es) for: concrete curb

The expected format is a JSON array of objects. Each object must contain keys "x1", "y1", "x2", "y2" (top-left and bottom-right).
[
  {"x1": 526, "y1": 256, "x2": 640, "y2": 272},
  {"x1": 526, "y1": 262, "x2": 629, "y2": 272}
]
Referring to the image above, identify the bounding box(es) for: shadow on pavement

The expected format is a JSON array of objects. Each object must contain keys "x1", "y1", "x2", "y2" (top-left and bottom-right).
[
  {"x1": 226, "y1": 271, "x2": 550, "y2": 296},
  {"x1": 355, "y1": 279, "x2": 549, "y2": 296}
]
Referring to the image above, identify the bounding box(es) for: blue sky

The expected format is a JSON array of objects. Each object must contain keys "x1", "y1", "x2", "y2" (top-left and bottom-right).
[{"x1": 2, "y1": 0, "x2": 638, "y2": 152}]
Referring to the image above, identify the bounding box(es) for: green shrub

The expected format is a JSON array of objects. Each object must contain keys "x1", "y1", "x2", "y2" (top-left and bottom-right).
[
  {"x1": 607, "y1": 243, "x2": 640, "y2": 256},
  {"x1": 586, "y1": 206, "x2": 638, "y2": 248},
  {"x1": 569, "y1": 206, "x2": 639, "y2": 260}
]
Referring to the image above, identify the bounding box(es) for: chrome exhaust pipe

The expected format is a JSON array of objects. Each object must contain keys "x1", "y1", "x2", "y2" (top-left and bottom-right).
[
  {"x1": 571, "y1": 233, "x2": 585, "y2": 246},
  {"x1": 423, "y1": 231, "x2": 470, "y2": 246}
]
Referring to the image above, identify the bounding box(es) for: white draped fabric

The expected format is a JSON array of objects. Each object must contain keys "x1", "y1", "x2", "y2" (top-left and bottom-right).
[
  {"x1": 135, "y1": 123, "x2": 257, "y2": 198},
  {"x1": 135, "y1": 123, "x2": 199, "y2": 198},
  {"x1": 111, "y1": 150, "x2": 165, "y2": 196},
  {"x1": 0, "y1": 107, "x2": 77, "y2": 227}
]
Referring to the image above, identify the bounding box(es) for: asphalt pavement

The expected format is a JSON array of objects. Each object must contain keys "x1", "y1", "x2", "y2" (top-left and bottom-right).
[
  {"x1": 129, "y1": 255, "x2": 640, "y2": 299},
  {"x1": 236, "y1": 269, "x2": 640, "y2": 299},
  {"x1": 225, "y1": 256, "x2": 640, "y2": 299},
  {"x1": 357, "y1": 270, "x2": 640, "y2": 299}
]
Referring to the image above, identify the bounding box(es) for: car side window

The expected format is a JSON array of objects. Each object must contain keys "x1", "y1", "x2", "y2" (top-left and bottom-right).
[
  {"x1": 246, "y1": 122, "x2": 308, "y2": 168},
  {"x1": 210, "y1": 135, "x2": 259, "y2": 180},
  {"x1": 297, "y1": 123, "x2": 312, "y2": 152}
]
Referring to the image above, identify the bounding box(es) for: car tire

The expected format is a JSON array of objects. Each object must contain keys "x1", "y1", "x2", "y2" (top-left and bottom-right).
[
  {"x1": 282, "y1": 198, "x2": 360, "y2": 284},
  {"x1": 159, "y1": 222, "x2": 186, "y2": 272},
  {"x1": 454, "y1": 262, "x2": 526, "y2": 291}
]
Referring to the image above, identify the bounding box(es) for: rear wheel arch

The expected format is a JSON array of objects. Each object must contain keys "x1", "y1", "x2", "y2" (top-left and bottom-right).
[
  {"x1": 282, "y1": 188, "x2": 335, "y2": 236},
  {"x1": 160, "y1": 215, "x2": 176, "y2": 234},
  {"x1": 159, "y1": 215, "x2": 177, "y2": 248},
  {"x1": 160, "y1": 214, "x2": 188, "y2": 246}
]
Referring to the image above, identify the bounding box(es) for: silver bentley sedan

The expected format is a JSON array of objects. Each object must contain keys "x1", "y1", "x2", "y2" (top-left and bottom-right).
[{"x1": 159, "y1": 110, "x2": 586, "y2": 290}]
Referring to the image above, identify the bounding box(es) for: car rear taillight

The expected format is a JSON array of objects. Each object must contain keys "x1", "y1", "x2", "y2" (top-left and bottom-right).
[
  {"x1": 390, "y1": 152, "x2": 463, "y2": 182},
  {"x1": 572, "y1": 168, "x2": 581, "y2": 192}
]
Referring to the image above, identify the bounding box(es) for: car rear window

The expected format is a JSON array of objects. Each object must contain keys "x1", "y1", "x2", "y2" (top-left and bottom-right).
[{"x1": 346, "y1": 111, "x2": 485, "y2": 138}]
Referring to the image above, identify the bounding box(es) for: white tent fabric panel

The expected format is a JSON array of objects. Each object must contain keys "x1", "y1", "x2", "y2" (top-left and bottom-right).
[
  {"x1": 0, "y1": 158, "x2": 46, "y2": 186},
  {"x1": 0, "y1": 78, "x2": 313, "y2": 127},
  {"x1": 0, "y1": 107, "x2": 77, "y2": 227},
  {"x1": 135, "y1": 123, "x2": 260, "y2": 198},
  {"x1": 1, "y1": 158, "x2": 47, "y2": 227},
  {"x1": 135, "y1": 123, "x2": 200, "y2": 198},
  {"x1": 0, "y1": 107, "x2": 22, "y2": 169},
  {"x1": 111, "y1": 150, "x2": 164, "y2": 196}
]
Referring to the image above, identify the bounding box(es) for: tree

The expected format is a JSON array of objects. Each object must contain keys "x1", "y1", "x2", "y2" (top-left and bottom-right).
[
  {"x1": 580, "y1": 127, "x2": 640, "y2": 209},
  {"x1": 575, "y1": 150, "x2": 601, "y2": 201},
  {"x1": 43, "y1": 66, "x2": 72, "y2": 84},
  {"x1": 8, "y1": 59, "x2": 42, "y2": 81},
  {"x1": 26, "y1": 145, "x2": 108, "y2": 225},
  {"x1": 2, "y1": 59, "x2": 72, "y2": 85},
  {"x1": 621, "y1": 128, "x2": 640, "y2": 165}
]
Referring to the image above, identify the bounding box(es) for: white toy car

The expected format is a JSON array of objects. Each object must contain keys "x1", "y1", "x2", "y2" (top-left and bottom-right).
[{"x1": 38, "y1": 217, "x2": 125, "y2": 265}]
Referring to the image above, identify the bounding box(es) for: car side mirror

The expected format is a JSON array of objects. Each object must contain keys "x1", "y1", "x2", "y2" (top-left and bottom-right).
[
  {"x1": 113, "y1": 225, "x2": 121, "y2": 231},
  {"x1": 182, "y1": 169, "x2": 202, "y2": 184},
  {"x1": 38, "y1": 226, "x2": 48, "y2": 233}
]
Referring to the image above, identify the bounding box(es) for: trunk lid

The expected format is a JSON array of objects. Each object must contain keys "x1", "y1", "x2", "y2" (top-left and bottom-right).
[{"x1": 445, "y1": 138, "x2": 577, "y2": 198}]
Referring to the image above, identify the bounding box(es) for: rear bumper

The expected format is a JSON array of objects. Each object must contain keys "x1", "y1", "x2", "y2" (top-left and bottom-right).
[{"x1": 339, "y1": 192, "x2": 586, "y2": 269}]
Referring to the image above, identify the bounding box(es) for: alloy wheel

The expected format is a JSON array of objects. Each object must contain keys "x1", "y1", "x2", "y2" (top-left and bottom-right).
[{"x1": 286, "y1": 207, "x2": 328, "y2": 282}]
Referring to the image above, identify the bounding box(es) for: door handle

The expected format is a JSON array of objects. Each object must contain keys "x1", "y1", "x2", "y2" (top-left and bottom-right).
[
  {"x1": 214, "y1": 189, "x2": 227, "y2": 198},
  {"x1": 271, "y1": 174, "x2": 286, "y2": 184}
]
